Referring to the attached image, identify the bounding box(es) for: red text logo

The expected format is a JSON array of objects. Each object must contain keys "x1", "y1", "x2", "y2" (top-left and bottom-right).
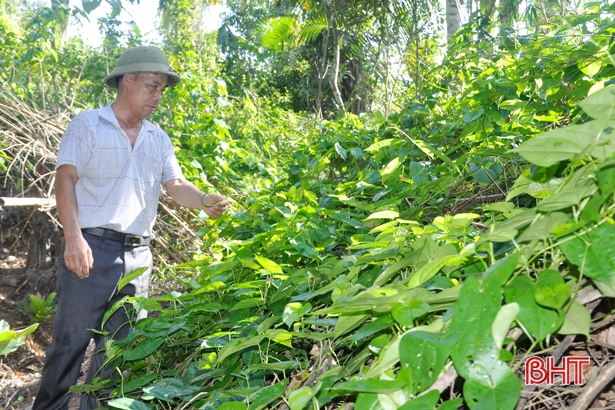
[{"x1": 525, "y1": 356, "x2": 590, "y2": 385}]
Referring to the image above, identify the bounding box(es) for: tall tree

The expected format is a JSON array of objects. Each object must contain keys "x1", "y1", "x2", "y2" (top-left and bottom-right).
[{"x1": 446, "y1": 0, "x2": 462, "y2": 42}]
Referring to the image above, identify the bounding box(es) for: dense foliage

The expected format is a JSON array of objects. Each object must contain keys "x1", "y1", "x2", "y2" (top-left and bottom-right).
[{"x1": 3, "y1": 0, "x2": 615, "y2": 409}]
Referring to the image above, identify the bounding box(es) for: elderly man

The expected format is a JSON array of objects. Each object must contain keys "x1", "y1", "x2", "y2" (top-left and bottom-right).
[{"x1": 33, "y1": 46, "x2": 229, "y2": 410}]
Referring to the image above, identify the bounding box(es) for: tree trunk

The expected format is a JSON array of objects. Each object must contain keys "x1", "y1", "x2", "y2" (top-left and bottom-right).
[
  {"x1": 328, "y1": 0, "x2": 346, "y2": 114},
  {"x1": 315, "y1": 24, "x2": 330, "y2": 118},
  {"x1": 446, "y1": 0, "x2": 462, "y2": 42},
  {"x1": 26, "y1": 210, "x2": 61, "y2": 270},
  {"x1": 482, "y1": 0, "x2": 497, "y2": 21},
  {"x1": 342, "y1": 57, "x2": 366, "y2": 115}
]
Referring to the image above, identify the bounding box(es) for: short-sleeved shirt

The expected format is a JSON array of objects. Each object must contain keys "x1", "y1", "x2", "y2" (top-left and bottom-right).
[{"x1": 56, "y1": 104, "x2": 183, "y2": 237}]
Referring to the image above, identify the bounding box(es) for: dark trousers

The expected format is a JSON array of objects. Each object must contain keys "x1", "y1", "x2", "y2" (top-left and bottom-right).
[{"x1": 33, "y1": 231, "x2": 152, "y2": 410}]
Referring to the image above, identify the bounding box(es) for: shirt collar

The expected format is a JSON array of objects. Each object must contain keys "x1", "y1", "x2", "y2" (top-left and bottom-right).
[{"x1": 99, "y1": 103, "x2": 155, "y2": 133}]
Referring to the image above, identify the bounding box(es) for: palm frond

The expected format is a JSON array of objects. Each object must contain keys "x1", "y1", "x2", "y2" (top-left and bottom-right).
[
  {"x1": 260, "y1": 16, "x2": 300, "y2": 52},
  {"x1": 296, "y1": 14, "x2": 328, "y2": 44}
]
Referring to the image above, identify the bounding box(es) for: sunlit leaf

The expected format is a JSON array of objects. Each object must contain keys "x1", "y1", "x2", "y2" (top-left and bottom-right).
[
  {"x1": 365, "y1": 210, "x2": 399, "y2": 220},
  {"x1": 578, "y1": 85, "x2": 615, "y2": 119},
  {"x1": 255, "y1": 256, "x2": 284, "y2": 274}
]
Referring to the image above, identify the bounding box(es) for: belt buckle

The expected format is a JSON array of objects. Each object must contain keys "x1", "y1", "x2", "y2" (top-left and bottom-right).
[{"x1": 125, "y1": 235, "x2": 142, "y2": 247}]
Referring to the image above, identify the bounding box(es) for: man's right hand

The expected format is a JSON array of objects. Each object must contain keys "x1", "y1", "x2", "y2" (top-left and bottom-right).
[
  {"x1": 56, "y1": 164, "x2": 93, "y2": 279},
  {"x1": 63, "y1": 235, "x2": 93, "y2": 279}
]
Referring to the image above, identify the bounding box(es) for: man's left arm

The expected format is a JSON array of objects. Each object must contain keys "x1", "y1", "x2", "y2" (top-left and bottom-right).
[{"x1": 165, "y1": 178, "x2": 229, "y2": 219}]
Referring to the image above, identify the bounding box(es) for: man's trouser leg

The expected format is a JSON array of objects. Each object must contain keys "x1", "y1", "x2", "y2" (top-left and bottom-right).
[
  {"x1": 33, "y1": 233, "x2": 152, "y2": 410},
  {"x1": 82, "y1": 242, "x2": 152, "y2": 409}
]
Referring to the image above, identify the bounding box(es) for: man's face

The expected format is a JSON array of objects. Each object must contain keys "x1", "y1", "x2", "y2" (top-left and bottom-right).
[{"x1": 125, "y1": 73, "x2": 169, "y2": 119}]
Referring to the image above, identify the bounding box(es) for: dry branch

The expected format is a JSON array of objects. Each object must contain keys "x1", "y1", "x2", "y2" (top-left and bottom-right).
[
  {"x1": 569, "y1": 360, "x2": 615, "y2": 410},
  {"x1": 0, "y1": 197, "x2": 56, "y2": 208}
]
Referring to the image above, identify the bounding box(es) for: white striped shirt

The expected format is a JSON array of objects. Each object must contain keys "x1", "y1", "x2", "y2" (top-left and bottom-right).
[{"x1": 56, "y1": 104, "x2": 183, "y2": 237}]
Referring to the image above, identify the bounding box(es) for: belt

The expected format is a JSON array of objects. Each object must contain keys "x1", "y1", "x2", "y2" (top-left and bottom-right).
[{"x1": 82, "y1": 227, "x2": 150, "y2": 247}]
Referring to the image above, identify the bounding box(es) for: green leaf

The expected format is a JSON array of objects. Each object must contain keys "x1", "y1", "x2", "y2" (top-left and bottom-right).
[
  {"x1": 123, "y1": 337, "x2": 165, "y2": 361},
  {"x1": 578, "y1": 85, "x2": 615, "y2": 120},
  {"x1": 463, "y1": 107, "x2": 485, "y2": 123},
  {"x1": 351, "y1": 315, "x2": 395, "y2": 342},
  {"x1": 365, "y1": 210, "x2": 399, "y2": 220},
  {"x1": 248, "y1": 379, "x2": 288, "y2": 410},
  {"x1": 406, "y1": 256, "x2": 452, "y2": 289},
  {"x1": 463, "y1": 362, "x2": 521, "y2": 410},
  {"x1": 249, "y1": 361, "x2": 299, "y2": 372},
  {"x1": 535, "y1": 186, "x2": 595, "y2": 212},
  {"x1": 534, "y1": 283, "x2": 572, "y2": 310},
  {"x1": 12, "y1": 322, "x2": 39, "y2": 339},
  {"x1": 578, "y1": 60, "x2": 602, "y2": 77},
  {"x1": 332, "y1": 379, "x2": 405, "y2": 394},
  {"x1": 366, "y1": 138, "x2": 399, "y2": 153},
  {"x1": 478, "y1": 229, "x2": 518, "y2": 243},
  {"x1": 102, "y1": 296, "x2": 129, "y2": 328},
  {"x1": 559, "y1": 223, "x2": 615, "y2": 283},
  {"x1": 513, "y1": 126, "x2": 589, "y2": 167},
  {"x1": 296, "y1": 15, "x2": 328, "y2": 43},
  {"x1": 364, "y1": 336, "x2": 403, "y2": 378},
  {"x1": 81, "y1": 0, "x2": 102, "y2": 14},
  {"x1": 335, "y1": 142, "x2": 347, "y2": 160},
  {"x1": 373, "y1": 256, "x2": 414, "y2": 287},
  {"x1": 334, "y1": 314, "x2": 368, "y2": 339},
  {"x1": 404, "y1": 135, "x2": 461, "y2": 176},
  {"x1": 381, "y1": 157, "x2": 401, "y2": 182},
  {"x1": 409, "y1": 161, "x2": 429, "y2": 186},
  {"x1": 449, "y1": 275, "x2": 501, "y2": 379},
  {"x1": 355, "y1": 393, "x2": 384, "y2": 410},
  {"x1": 217, "y1": 335, "x2": 266, "y2": 363},
  {"x1": 282, "y1": 302, "x2": 311, "y2": 327},
  {"x1": 398, "y1": 390, "x2": 439, "y2": 410},
  {"x1": 350, "y1": 147, "x2": 363, "y2": 159},
  {"x1": 218, "y1": 402, "x2": 248, "y2": 410},
  {"x1": 391, "y1": 301, "x2": 430, "y2": 327},
  {"x1": 118, "y1": 267, "x2": 149, "y2": 292},
  {"x1": 231, "y1": 298, "x2": 263, "y2": 310},
  {"x1": 108, "y1": 398, "x2": 150, "y2": 410},
  {"x1": 288, "y1": 386, "x2": 315, "y2": 410},
  {"x1": 264, "y1": 329, "x2": 293, "y2": 348},
  {"x1": 122, "y1": 371, "x2": 156, "y2": 393},
  {"x1": 492, "y1": 303, "x2": 519, "y2": 348},
  {"x1": 399, "y1": 331, "x2": 456, "y2": 394},
  {"x1": 255, "y1": 256, "x2": 284, "y2": 275},
  {"x1": 517, "y1": 212, "x2": 569, "y2": 242},
  {"x1": 0, "y1": 321, "x2": 39, "y2": 356},
  {"x1": 503, "y1": 276, "x2": 561, "y2": 341},
  {"x1": 597, "y1": 166, "x2": 615, "y2": 195},
  {"x1": 559, "y1": 299, "x2": 591, "y2": 336},
  {"x1": 482, "y1": 202, "x2": 515, "y2": 213},
  {"x1": 483, "y1": 252, "x2": 521, "y2": 286}
]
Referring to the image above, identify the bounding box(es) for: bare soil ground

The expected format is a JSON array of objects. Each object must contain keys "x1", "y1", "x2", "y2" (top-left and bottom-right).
[
  {"x1": 0, "y1": 247, "x2": 91, "y2": 410},
  {"x1": 0, "y1": 248, "x2": 47, "y2": 410}
]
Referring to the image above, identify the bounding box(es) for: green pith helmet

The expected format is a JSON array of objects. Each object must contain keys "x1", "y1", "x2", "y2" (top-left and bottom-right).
[{"x1": 104, "y1": 46, "x2": 181, "y2": 89}]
